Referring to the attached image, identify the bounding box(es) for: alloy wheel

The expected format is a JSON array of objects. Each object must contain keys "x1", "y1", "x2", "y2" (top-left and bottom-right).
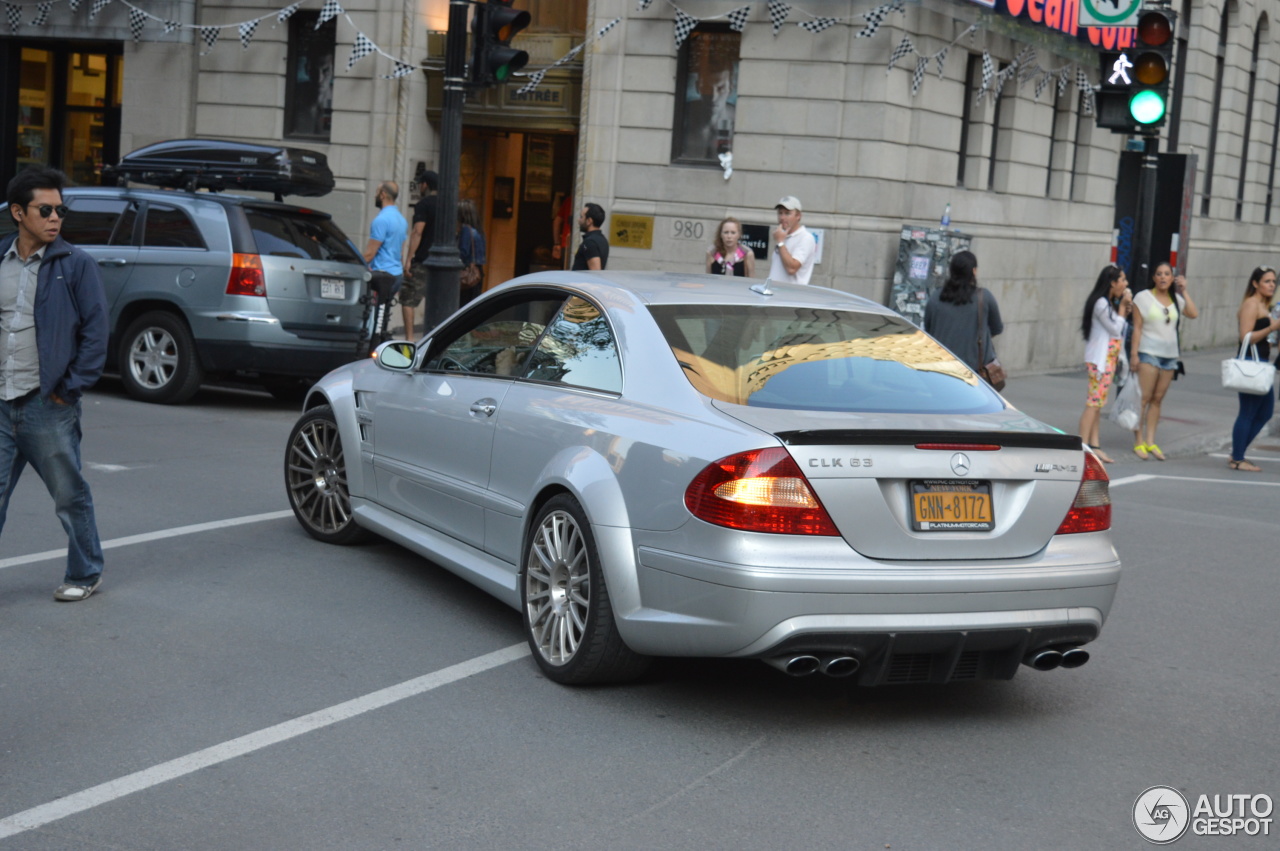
[
  {"x1": 286, "y1": 414, "x2": 354, "y2": 536},
  {"x1": 525, "y1": 509, "x2": 591, "y2": 666}
]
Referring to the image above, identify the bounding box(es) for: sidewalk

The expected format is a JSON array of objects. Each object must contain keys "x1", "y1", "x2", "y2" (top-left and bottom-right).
[{"x1": 1002, "y1": 345, "x2": 1273, "y2": 460}]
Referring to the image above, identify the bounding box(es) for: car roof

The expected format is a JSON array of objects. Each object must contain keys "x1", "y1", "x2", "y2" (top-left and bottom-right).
[
  {"x1": 498, "y1": 271, "x2": 896, "y2": 315},
  {"x1": 63, "y1": 186, "x2": 328, "y2": 216}
]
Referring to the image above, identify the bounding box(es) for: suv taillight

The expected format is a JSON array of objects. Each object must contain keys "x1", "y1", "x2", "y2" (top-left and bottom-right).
[
  {"x1": 685, "y1": 447, "x2": 840, "y2": 536},
  {"x1": 226, "y1": 253, "x2": 266, "y2": 296},
  {"x1": 1055, "y1": 452, "x2": 1111, "y2": 534}
]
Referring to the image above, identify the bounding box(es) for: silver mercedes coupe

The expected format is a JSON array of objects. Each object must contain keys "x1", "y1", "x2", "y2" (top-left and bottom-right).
[{"x1": 284, "y1": 272, "x2": 1120, "y2": 685}]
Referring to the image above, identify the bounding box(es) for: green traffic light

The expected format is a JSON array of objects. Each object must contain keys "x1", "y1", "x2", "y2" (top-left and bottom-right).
[{"x1": 1129, "y1": 90, "x2": 1166, "y2": 125}]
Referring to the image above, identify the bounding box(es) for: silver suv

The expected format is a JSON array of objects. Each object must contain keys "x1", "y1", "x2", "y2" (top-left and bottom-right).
[{"x1": 55, "y1": 186, "x2": 371, "y2": 403}]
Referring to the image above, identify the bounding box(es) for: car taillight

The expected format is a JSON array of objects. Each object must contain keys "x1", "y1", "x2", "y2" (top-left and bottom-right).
[
  {"x1": 685, "y1": 447, "x2": 840, "y2": 536},
  {"x1": 226, "y1": 253, "x2": 266, "y2": 296},
  {"x1": 1055, "y1": 452, "x2": 1111, "y2": 534}
]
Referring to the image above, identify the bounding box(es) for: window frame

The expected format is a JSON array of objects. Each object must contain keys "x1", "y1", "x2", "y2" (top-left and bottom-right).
[
  {"x1": 670, "y1": 24, "x2": 741, "y2": 166},
  {"x1": 284, "y1": 11, "x2": 336, "y2": 142}
]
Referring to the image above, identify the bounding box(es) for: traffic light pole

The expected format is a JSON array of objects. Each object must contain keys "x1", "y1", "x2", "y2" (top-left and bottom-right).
[
  {"x1": 423, "y1": 0, "x2": 468, "y2": 330},
  {"x1": 1132, "y1": 134, "x2": 1160, "y2": 287}
]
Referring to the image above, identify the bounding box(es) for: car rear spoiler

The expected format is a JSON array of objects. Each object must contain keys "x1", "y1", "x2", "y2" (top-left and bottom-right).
[{"x1": 102, "y1": 139, "x2": 335, "y2": 200}]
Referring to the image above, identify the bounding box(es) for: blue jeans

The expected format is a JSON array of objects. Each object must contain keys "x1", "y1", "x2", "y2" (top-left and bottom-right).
[
  {"x1": 0, "y1": 393, "x2": 104, "y2": 584},
  {"x1": 1232, "y1": 389, "x2": 1275, "y2": 462}
]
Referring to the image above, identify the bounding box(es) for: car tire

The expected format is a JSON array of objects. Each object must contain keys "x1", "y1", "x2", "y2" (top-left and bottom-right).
[
  {"x1": 284, "y1": 405, "x2": 369, "y2": 545},
  {"x1": 119, "y1": 311, "x2": 204, "y2": 404},
  {"x1": 521, "y1": 495, "x2": 650, "y2": 684}
]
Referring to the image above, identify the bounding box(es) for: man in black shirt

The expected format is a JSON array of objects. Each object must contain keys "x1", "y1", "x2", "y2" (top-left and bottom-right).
[
  {"x1": 572, "y1": 202, "x2": 609, "y2": 271},
  {"x1": 401, "y1": 170, "x2": 438, "y2": 338}
]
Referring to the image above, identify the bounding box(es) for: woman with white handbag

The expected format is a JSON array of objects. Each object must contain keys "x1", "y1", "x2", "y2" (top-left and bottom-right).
[{"x1": 1228, "y1": 266, "x2": 1280, "y2": 472}]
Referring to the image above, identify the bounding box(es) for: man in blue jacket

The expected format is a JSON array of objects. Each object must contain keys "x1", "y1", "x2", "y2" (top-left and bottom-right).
[{"x1": 1, "y1": 167, "x2": 109, "y2": 601}]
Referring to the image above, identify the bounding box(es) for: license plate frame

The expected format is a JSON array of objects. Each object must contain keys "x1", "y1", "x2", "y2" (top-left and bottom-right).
[
  {"x1": 910, "y1": 480, "x2": 994, "y2": 531},
  {"x1": 320, "y1": 277, "x2": 345, "y2": 300}
]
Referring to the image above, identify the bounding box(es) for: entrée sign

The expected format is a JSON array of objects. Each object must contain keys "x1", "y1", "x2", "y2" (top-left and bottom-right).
[{"x1": 968, "y1": 0, "x2": 1138, "y2": 50}]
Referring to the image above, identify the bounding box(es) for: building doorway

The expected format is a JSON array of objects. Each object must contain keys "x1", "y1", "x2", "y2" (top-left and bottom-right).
[{"x1": 0, "y1": 40, "x2": 123, "y2": 184}]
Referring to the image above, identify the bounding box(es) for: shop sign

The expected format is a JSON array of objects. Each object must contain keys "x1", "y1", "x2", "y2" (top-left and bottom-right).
[
  {"x1": 613, "y1": 215, "x2": 654, "y2": 250},
  {"x1": 967, "y1": 0, "x2": 1137, "y2": 49}
]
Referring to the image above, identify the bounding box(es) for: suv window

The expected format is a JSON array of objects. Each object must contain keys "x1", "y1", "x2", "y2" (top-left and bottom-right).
[
  {"x1": 649, "y1": 305, "x2": 1003, "y2": 414},
  {"x1": 246, "y1": 209, "x2": 361, "y2": 262},
  {"x1": 143, "y1": 204, "x2": 206, "y2": 249},
  {"x1": 62, "y1": 198, "x2": 136, "y2": 246}
]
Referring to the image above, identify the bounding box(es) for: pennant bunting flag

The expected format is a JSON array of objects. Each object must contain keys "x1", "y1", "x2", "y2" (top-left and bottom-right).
[
  {"x1": 384, "y1": 61, "x2": 416, "y2": 80},
  {"x1": 88, "y1": 0, "x2": 110, "y2": 22},
  {"x1": 5, "y1": 3, "x2": 20, "y2": 32},
  {"x1": 767, "y1": 0, "x2": 790, "y2": 36},
  {"x1": 993, "y1": 65, "x2": 1012, "y2": 100},
  {"x1": 636, "y1": 0, "x2": 653, "y2": 9},
  {"x1": 799, "y1": 17, "x2": 839, "y2": 34},
  {"x1": 516, "y1": 69, "x2": 546, "y2": 95},
  {"x1": 886, "y1": 36, "x2": 914, "y2": 71},
  {"x1": 1058, "y1": 67, "x2": 1070, "y2": 97},
  {"x1": 316, "y1": 0, "x2": 342, "y2": 29},
  {"x1": 129, "y1": 7, "x2": 147, "y2": 41},
  {"x1": 857, "y1": 0, "x2": 902, "y2": 39},
  {"x1": 673, "y1": 8, "x2": 697, "y2": 49},
  {"x1": 1076, "y1": 66, "x2": 1094, "y2": 115},
  {"x1": 30, "y1": 0, "x2": 50, "y2": 26},
  {"x1": 911, "y1": 57, "x2": 927, "y2": 95},
  {"x1": 347, "y1": 31, "x2": 375, "y2": 69},
  {"x1": 199, "y1": 26, "x2": 219, "y2": 54},
  {"x1": 67, "y1": 0, "x2": 79, "y2": 12},
  {"x1": 977, "y1": 50, "x2": 994, "y2": 101},
  {"x1": 727, "y1": 5, "x2": 750, "y2": 33},
  {"x1": 1034, "y1": 72, "x2": 1051, "y2": 100},
  {"x1": 239, "y1": 19, "x2": 258, "y2": 49},
  {"x1": 934, "y1": 46, "x2": 948, "y2": 78},
  {"x1": 596, "y1": 17, "x2": 620, "y2": 38},
  {"x1": 163, "y1": 19, "x2": 180, "y2": 33},
  {"x1": 278, "y1": 2, "x2": 300, "y2": 24}
]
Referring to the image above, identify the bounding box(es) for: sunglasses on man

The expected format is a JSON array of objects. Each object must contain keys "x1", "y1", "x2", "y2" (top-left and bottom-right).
[{"x1": 25, "y1": 203, "x2": 69, "y2": 219}]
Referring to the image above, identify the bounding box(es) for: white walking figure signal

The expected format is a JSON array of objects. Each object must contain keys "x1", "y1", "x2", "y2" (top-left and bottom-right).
[{"x1": 1109, "y1": 53, "x2": 1133, "y2": 85}]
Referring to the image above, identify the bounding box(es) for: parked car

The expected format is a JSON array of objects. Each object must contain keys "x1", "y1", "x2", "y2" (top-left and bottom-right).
[
  {"x1": 3, "y1": 140, "x2": 371, "y2": 403},
  {"x1": 284, "y1": 272, "x2": 1121, "y2": 686}
]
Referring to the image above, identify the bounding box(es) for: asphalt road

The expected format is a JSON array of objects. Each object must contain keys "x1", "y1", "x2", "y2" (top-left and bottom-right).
[{"x1": 2, "y1": 380, "x2": 1278, "y2": 850}]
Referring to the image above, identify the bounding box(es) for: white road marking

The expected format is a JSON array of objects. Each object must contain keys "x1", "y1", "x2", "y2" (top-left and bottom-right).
[
  {"x1": 86, "y1": 463, "x2": 133, "y2": 472},
  {"x1": 0, "y1": 510, "x2": 294, "y2": 570},
  {"x1": 0, "y1": 643, "x2": 530, "y2": 840},
  {"x1": 1209, "y1": 452, "x2": 1280, "y2": 462},
  {"x1": 1111, "y1": 473, "x2": 1280, "y2": 488}
]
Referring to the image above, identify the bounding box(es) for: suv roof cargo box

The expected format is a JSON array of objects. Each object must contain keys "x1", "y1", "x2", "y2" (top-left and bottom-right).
[{"x1": 103, "y1": 139, "x2": 335, "y2": 199}]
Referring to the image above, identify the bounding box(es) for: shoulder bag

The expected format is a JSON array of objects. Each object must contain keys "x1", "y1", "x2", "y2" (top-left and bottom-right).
[
  {"x1": 1221, "y1": 336, "x2": 1275, "y2": 395},
  {"x1": 976, "y1": 290, "x2": 1007, "y2": 391}
]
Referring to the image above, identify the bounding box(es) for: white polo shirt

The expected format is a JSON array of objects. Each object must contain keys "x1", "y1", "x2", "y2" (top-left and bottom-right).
[{"x1": 768, "y1": 225, "x2": 816, "y2": 285}]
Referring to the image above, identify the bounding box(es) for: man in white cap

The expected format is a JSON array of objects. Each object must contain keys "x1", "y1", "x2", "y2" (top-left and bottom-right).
[{"x1": 769, "y1": 196, "x2": 817, "y2": 285}]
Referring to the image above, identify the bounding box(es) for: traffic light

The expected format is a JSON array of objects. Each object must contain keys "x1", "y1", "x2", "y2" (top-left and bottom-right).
[
  {"x1": 470, "y1": 0, "x2": 531, "y2": 88},
  {"x1": 1130, "y1": 7, "x2": 1175, "y2": 128}
]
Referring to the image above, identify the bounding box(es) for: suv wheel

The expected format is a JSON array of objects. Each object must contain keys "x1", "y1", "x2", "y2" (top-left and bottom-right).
[{"x1": 119, "y1": 312, "x2": 205, "y2": 404}]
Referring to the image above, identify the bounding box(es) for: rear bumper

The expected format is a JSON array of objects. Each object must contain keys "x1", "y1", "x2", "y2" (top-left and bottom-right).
[{"x1": 192, "y1": 310, "x2": 365, "y2": 377}]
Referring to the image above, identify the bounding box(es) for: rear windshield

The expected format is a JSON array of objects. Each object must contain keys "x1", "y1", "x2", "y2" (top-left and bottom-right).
[
  {"x1": 649, "y1": 305, "x2": 1003, "y2": 414},
  {"x1": 246, "y1": 209, "x2": 361, "y2": 263}
]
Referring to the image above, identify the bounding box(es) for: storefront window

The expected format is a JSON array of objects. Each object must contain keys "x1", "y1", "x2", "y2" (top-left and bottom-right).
[
  {"x1": 671, "y1": 26, "x2": 740, "y2": 165},
  {"x1": 17, "y1": 49, "x2": 53, "y2": 170},
  {"x1": 64, "y1": 52, "x2": 110, "y2": 184},
  {"x1": 285, "y1": 12, "x2": 336, "y2": 141}
]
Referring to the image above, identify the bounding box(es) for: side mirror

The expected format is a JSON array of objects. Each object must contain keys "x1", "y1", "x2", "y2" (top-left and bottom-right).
[{"x1": 375, "y1": 341, "x2": 416, "y2": 371}]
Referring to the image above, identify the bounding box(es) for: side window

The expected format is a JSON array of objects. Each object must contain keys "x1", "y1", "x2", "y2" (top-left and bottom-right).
[
  {"x1": 143, "y1": 204, "x2": 206, "y2": 249},
  {"x1": 61, "y1": 197, "x2": 131, "y2": 245},
  {"x1": 424, "y1": 295, "x2": 566, "y2": 376},
  {"x1": 523, "y1": 296, "x2": 622, "y2": 393}
]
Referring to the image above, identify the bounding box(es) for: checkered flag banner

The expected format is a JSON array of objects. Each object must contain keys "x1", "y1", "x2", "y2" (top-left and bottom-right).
[
  {"x1": 1058, "y1": 66, "x2": 1069, "y2": 97},
  {"x1": 767, "y1": 0, "x2": 790, "y2": 36},
  {"x1": 1034, "y1": 71, "x2": 1050, "y2": 99},
  {"x1": 673, "y1": 8, "x2": 697, "y2": 49},
  {"x1": 596, "y1": 17, "x2": 620, "y2": 38},
  {"x1": 977, "y1": 49, "x2": 994, "y2": 101},
  {"x1": 163, "y1": 19, "x2": 180, "y2": 32},
  {"x1": 856, "y1": 0, "x2": 903, "y2": 39},
  {"x1": 553, "y1": 43, "x2": 584, "y2": 67},
  {"x1": 383, "y1": 60, "x2": 416, "y2": 80},
  {"x1": 88, "y1": 0, "x2": 110, "y2": 22},
  {"x1": 278, "y1": 2, "x2": 300, "y2": 24},
  {"x1": 886, "y1": 35, "x2": 914, "y2": 71},
  {"x1": 911, "y1": 57, "x2": 927, "y2": 95},
  {"x1": 239, "y1": 19, "x2": 258, "y2": 49},
  {"x1": 516, "y1": 69, "x2": 546, "y2": 95},
  {"x1": 31, "y1": 1, "x2": 50, "y2": 26},
  {"x1": 5, "y1": 3, "x2": 20, "y2": 32},
  {"x1": 934, "y1": 46, "x2": 948, "y2": 78},
  {"x1": 347, "y1": 31, "x2": 375, "y2": 69},
  {"x1": 1076, "y1": 66, "x2": 1095, "y2": 115},
  {"x1": 129, "y1": 7, "x2": 146, "y2": 41},
  {"x1": 67, "y1": 0, "x2": 79, "y2": 12},
  {"x1": 727, "y1": 5, "x2": 750, "y2": 32},
  {"x1": 993, "y1": 64, "x2": 1014, "y2": 100},
  {"x1": 199, "y1": 26, "x2": 219, "y2": 54},
  {"x1": 316, "y1": 0, "x2": 342, "y2": 29},
  {"x1": 636, "y1": 0, "x2": 653, "y2": 9},
  {"x1": 799, "y1": 17, "x2": 839, "y2": 34}
]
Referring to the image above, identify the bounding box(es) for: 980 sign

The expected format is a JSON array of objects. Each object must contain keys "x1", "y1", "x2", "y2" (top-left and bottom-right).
[{"x1": 671, "y1": 220, "x2": 705, "y2": 241}]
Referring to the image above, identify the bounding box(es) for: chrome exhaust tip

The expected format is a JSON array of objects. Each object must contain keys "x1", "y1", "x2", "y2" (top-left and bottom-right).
[
  {"x1": 1059, "y1": 648, "x2": 1090, "y2": 669},
  {"x1": 763, "y1": 655, "x2": 821, "y2": 676},
  {"x1": 1026, "y1": 649, "x2": 1063, "y2": 671},
  {"x1": 821, "y1": 656, "x2": 861, "y2": 678}
]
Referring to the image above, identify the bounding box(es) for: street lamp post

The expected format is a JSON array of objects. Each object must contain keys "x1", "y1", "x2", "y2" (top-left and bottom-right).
[{"x1": 423, "y1": 0, "x2": 468, "y2": 330}]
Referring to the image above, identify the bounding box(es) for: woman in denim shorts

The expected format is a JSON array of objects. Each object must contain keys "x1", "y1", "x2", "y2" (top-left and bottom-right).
[{"x1": 1129, "y1": 263, "x2": 1199, "y2": 459}]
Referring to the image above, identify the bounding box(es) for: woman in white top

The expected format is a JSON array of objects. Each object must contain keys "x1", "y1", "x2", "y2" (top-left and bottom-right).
[
  {"x1": 1130, "y1": 263, "x2": 1199, "y2": 460},
  {"x1": 1077, "y1": 265, "x2": 1132, "y2": 463},
  {"x1": 1228, "y1": 266, "x2": 1280, "y2": 471}
]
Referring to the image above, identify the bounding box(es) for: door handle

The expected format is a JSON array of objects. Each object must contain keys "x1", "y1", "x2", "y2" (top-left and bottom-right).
[
  {"x1": 469, "y1": 399, "x2": 497, "y2": 417},
  {"x1": 97, "y1": 258, "x2": 128, "y2": 267}
]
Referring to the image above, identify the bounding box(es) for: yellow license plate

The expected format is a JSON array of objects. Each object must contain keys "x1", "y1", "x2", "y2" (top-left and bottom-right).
[{"x1": 911, "y1": 481, "x2": 993, "y2": 531}]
